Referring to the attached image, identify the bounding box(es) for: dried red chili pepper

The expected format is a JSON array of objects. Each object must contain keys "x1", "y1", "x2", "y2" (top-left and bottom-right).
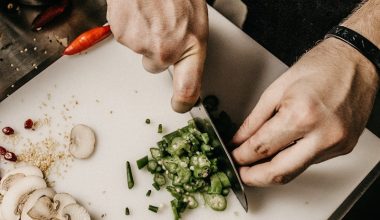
[
  {"x1": 31, "y1": 0, "x2": 70, "y2": 30},
  {"x1": 4, "y1": 151, "x2": 17, "y2": 162},
  {"x1": 2, "y1": 127, "x2": 14, "y2": 135},
  {"x1": 63, "y1": 25, "x2": 111, "y2": 55},
  {"x1": 24, "y1": 119, "x2": 34, "y2": 129},
  {"x1": 0, "y1": 146, "x2": 6, "y2": 155}
]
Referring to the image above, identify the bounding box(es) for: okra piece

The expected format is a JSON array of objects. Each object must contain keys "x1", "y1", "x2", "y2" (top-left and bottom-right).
[
  {"x1": 150, "y1": 147, "x2": 163, "y2": 159},
  {"x1": 137, "y1": 155, "x2": 149, "y2": 169},
  {"x1": 126, "y1": 161, "x2": 134, "y2": 189},
  {"x1": 222, "y1": 188, "x2": 230, "y2": 196},
  {"x1": 185, "y1": 195, "x2": 198, "y2": 209},
  {"x1": 152, "y1": 182, "x2": 160, "y2": 191},
  {"x1": 148, "y1": 205, "x2": 159, "y2": 213},
  {"x1": 158, "y1": 124, "x2": 163, "y2": 133},
  {"x1": 125, "y1": 207, "x2": 130, "y2": 215},
  {"x1": 216, "y1": 172, "x2": 231, "y2": 188},
  {"x1": 146, "y1": 189, "x2": 152, "y2": 197},
  {"x1": 145, "y1": 118, "x2": 151, "y2": 124},
  {"x1": 203, "y1": 193, "x2": 227, "y2": 211},
  {"x1": 147, "y1": 160, "x2": 158, "y2": 173},
  {"x1": 154, "y1": 173, "x2": 166, "y2": 186},
  {"x1": 208, "y1": 174, "x2": 222, "y2": 194}
]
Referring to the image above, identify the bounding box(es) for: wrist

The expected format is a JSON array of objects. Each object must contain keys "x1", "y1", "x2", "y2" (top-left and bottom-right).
[{"x1": 323, "y1": 38, "x2": 379, "y2": 89}]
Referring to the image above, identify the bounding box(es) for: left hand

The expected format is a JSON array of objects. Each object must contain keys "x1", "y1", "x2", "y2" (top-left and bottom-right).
[{"x1": 231, "y1": 38, "x2": 379, "y2": 186}]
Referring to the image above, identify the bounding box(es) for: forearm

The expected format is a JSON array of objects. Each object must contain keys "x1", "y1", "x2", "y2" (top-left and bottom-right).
[{"x1": 342, "y1": 0, "x2": 380, "y2": 47}]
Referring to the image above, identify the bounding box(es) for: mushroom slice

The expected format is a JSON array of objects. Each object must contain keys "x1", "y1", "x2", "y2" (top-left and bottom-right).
[
  {"x1": 1, "y1": 176, "x2": 46, "y2": 220},
  {"x1": 0, "y1": 165, "x2": 43, "y2": 194},
  {"x1": 21, "y1": 188, "x2": 56, "y2": 220},
  {"x1": 53, "y1": 193, "x2": 77, "y2": 219},
  {"x1": 61, "y1": 203, "x2": 90, "y2": 220},
  {"x1": 27, "y1": 196, "x2": 55, "y2": 220},
  {"x1": 69, "y1": 124, "x2": 96, "y2": 159}
]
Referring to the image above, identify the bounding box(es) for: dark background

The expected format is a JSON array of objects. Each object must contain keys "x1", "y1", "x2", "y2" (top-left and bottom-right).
[{"x1": 213, "y1": 0, "x2": 379, "y2": 219}]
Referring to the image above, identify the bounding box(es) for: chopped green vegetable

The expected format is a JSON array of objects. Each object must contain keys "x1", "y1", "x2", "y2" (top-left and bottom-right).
[
  {"x1": 126, "y1": 161, "x2": 134, "y2": 189},
  {"x1": 204, "y1": 193, "x2": 227, "y2": 211},
  {"x1": 147, "y1": 160, "x2": 158, "y2": 173},
  {"x1": 142, "y1": 118, "x2": 232, "y2": 219},
  {"x1": 146, "y1": 190, "x2": 152, "y2": 197},
  {"x1": 158, "y1": 124, "x2": 163, "y2": 133},
  {"x1": 137, "y1": 155, "x2": 149, "y2": 169},
  {"x1": 154, "y1": 173, "x2": 166, "y2": 186},
  {"x1": 152, "y1": 182, "x2": 160, "y2": 191},
  {"x1": 145, "y1": 118, "x2": 151, "y2": 124},
  {"x1": 150, "y1": 148, "x2": 163, "y2": 160},
  {"x1": 148, "y1": 205, "x2": 159, "y2": 213},
  {"x1": 125, "y1": 207, "x2": 130, "y2": 215},
  {"x1": 208, "y1": 174, "x2": 223, "y2": 194}
]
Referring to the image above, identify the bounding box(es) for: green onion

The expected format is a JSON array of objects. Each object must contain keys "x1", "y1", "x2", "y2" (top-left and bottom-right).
[
  {"x1": 148, "y1": 205, "x2": 159, "y2": 213},
  {"x1": 125, "y1": 207, "x2": 130, "y2": 215},
  {"x1": 158, "y1": 124, "x2": 163, "y2": 133},
  {"x1": 126, "y1": 161, "x2": 134, "y2": 189},
  {"x1": 145, "y1": 118, "x2": 151, "y2": 124},
  {"x1": 136, "y1": 155, "x2": 149, "y2": 169},
  {"x1": 146, "y1": 190, "x2": 152, "y2": 197},
  {"x1": 152, "y1": 182, "x2": 160, "y2": 191}
]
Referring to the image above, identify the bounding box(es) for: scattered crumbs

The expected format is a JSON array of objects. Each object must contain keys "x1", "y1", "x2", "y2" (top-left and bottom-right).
[
  {"x1": 24, "y1": 48, "x2": 28, "y2": 52},
  {"x1": 96, "y1": 99, "x2": 100, "y2": 103},
  {"x1": 10, "y1": 63, "x2": 14, "y2": 67},
  {"x1": 75, "y1": 101, "x2": 79, "y2": 105},
  {"x1": 101, "y1": 213, "x2": 107, "y2": 218},
  {"x1": 10, "y1": 84, "x2": 14, "y2": 88},
  {"x1": 16, "y1": 68, "x2": 19, "y2": 71},
  {"x1": 44, "y1": 50, "x2": 47, "y2": 54},
  {"x1": 134, "y1": 90, "x2": 138, "y2": 94},
  {"x1": 33, "y1": 47, "x2": 38, "y2": 51},
  {"x1": 47, "y1": 93, "x2": 51, "y2": 100},
  {"x1": 33, "y1": 38, "x2": 36, "y2": 42},
  {"x1": 109, "y1": 110, "x2": 113, "y2": 114},
  {"x1": 234, "y1": 211, "x2": 239, "y2": 216}
]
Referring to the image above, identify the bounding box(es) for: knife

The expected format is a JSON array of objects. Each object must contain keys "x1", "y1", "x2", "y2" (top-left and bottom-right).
[{"x1": 189, "y1": 100, "x2": 248, "y2": 212}]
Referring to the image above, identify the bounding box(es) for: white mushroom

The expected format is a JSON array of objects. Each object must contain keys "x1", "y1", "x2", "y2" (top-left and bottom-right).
[
  {"x1": 27, "y1": 196, "x2": 55, "y2": 220},
  {"x1": 21, "y1": 188, "x2": 56, "y2": 220},
  {"x1": 69, "y1": 124, "x2": 96, "y2": 159},
  {"x1": 61, "y1": 203, "x2": 91, "y2": 220},
  {"x1": 0, "y1": 165, "x2": 43, "y2": 195},
  {"x1": 53, "y1": 193, "x2": 77, "y2": 219},
  {"x1": 1, "y1": 176, "x2": 46, "y2": 220}
]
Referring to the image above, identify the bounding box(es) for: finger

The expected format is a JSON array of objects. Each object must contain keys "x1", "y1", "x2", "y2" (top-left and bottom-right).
[
  {"x1": 232, "y1": 112, "x2": 305, "y2": 165},
  {"x1": 232, "y1": 91, "x2": 281, "y2": 146},
  {"x1": 142, "y1": 55, "x2": 171, "y2": 74},
  {"x1": 171, "y1": 46, "x2": 206, "y2": 113},
  {"x1": 239, "y1": 137, "x2": 317, "y2": 187}
]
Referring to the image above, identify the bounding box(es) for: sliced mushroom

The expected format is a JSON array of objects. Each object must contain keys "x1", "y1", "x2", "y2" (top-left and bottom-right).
[
  {"x1": 53, "y1": 193, "x2": 77, "y2": 219},
  {"x1": 61, "y1": 203, "x2": 90, "y2": 220},
  {"x1": 21, "y1": 188, "x2": 56, "y2": 220},
  {"x1": 1, "y1": 176, "x2": 46, "y2": 220},
  {"x1": 69, "y1": 124, "x2": 96, "y2": 159},
  {"x1": 27, "y1": 196, "x2": 55, "y2": 220},
  {"x1": 0, "y1": 165, "x2": 43, "y2": 195}
]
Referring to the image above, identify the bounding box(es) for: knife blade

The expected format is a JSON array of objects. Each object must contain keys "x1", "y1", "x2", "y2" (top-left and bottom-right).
[{"x1": 190, "y1": 100, "x2": 248, "y2": 212}]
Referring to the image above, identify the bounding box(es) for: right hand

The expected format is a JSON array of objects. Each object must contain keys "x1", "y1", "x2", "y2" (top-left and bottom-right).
[{"x1": 106, "y1": 0, "x2": 209, "y2": 113}]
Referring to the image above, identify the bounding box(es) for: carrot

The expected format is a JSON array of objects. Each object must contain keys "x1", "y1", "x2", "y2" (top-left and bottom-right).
[{"x1": 63, "y1": 25, "x2": 112, "y2": 55}]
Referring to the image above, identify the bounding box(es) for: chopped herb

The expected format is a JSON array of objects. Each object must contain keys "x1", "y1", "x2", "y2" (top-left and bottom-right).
[
  {"x1": 148, "y1": 205, "x2": 159, "y2": 213},
  {"x1": 125, "y1": 207, "x2": 130, "y2": 215},
  {"x1": 146, "y1": 190, "x2": 152, "y2": 197},
  {"x1": 152, "y1": 182, "x2": 160, "y2": 191},
  {"x1": 158, "y1": 124, "x2": 163, "y2": 133},
  {"x1": 126, "y1": 161, "x2": 134, "y2": 189},
  {"x1": 136, "y1": 155, "x2": 149, "y2": 169}
]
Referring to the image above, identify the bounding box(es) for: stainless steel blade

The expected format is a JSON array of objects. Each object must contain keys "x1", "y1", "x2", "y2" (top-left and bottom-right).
[{"x1": 190, "y1": 101, "x2": 248, "y2": 212}]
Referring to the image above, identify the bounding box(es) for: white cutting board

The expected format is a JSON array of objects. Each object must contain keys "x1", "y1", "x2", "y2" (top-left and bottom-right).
[{"x1": 0, "y1": 7, "x2": 379, "y2": 220}]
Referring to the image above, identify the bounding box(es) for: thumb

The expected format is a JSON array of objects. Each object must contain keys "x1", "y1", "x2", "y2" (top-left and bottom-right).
[{"x1": 171, "y1": 46, "x2": 206, "y2": 113}]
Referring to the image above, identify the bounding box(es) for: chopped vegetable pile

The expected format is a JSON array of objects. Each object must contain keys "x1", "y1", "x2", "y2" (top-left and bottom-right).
[{"x1": 140, "y1": 118, "x2": 232, "y2": 219}]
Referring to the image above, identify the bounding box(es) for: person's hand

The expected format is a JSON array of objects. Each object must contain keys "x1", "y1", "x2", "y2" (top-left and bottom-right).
[
  {"x1": 106, "y1": 0, "x2": 208, "y2": 113},
  {"x1": 231, "y1": 38, "x2": 379, "y2": 186}
]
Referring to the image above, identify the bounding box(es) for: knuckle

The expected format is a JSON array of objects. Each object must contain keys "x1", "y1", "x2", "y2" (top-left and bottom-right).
[
  {"x1": 175, "y1": 83, "x2": 199, "y2": 102},
  {"x1": 290, "y1": 100, "x2": 319, "y2": 129},
  {"x1": 271, "y1": 174, "x2": 292, "y2": 185}
]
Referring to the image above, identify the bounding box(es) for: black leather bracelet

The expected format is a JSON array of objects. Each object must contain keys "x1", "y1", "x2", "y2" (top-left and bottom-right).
[{"x1": 325, "y1": 25, "x2": 380, "y2": 73}]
